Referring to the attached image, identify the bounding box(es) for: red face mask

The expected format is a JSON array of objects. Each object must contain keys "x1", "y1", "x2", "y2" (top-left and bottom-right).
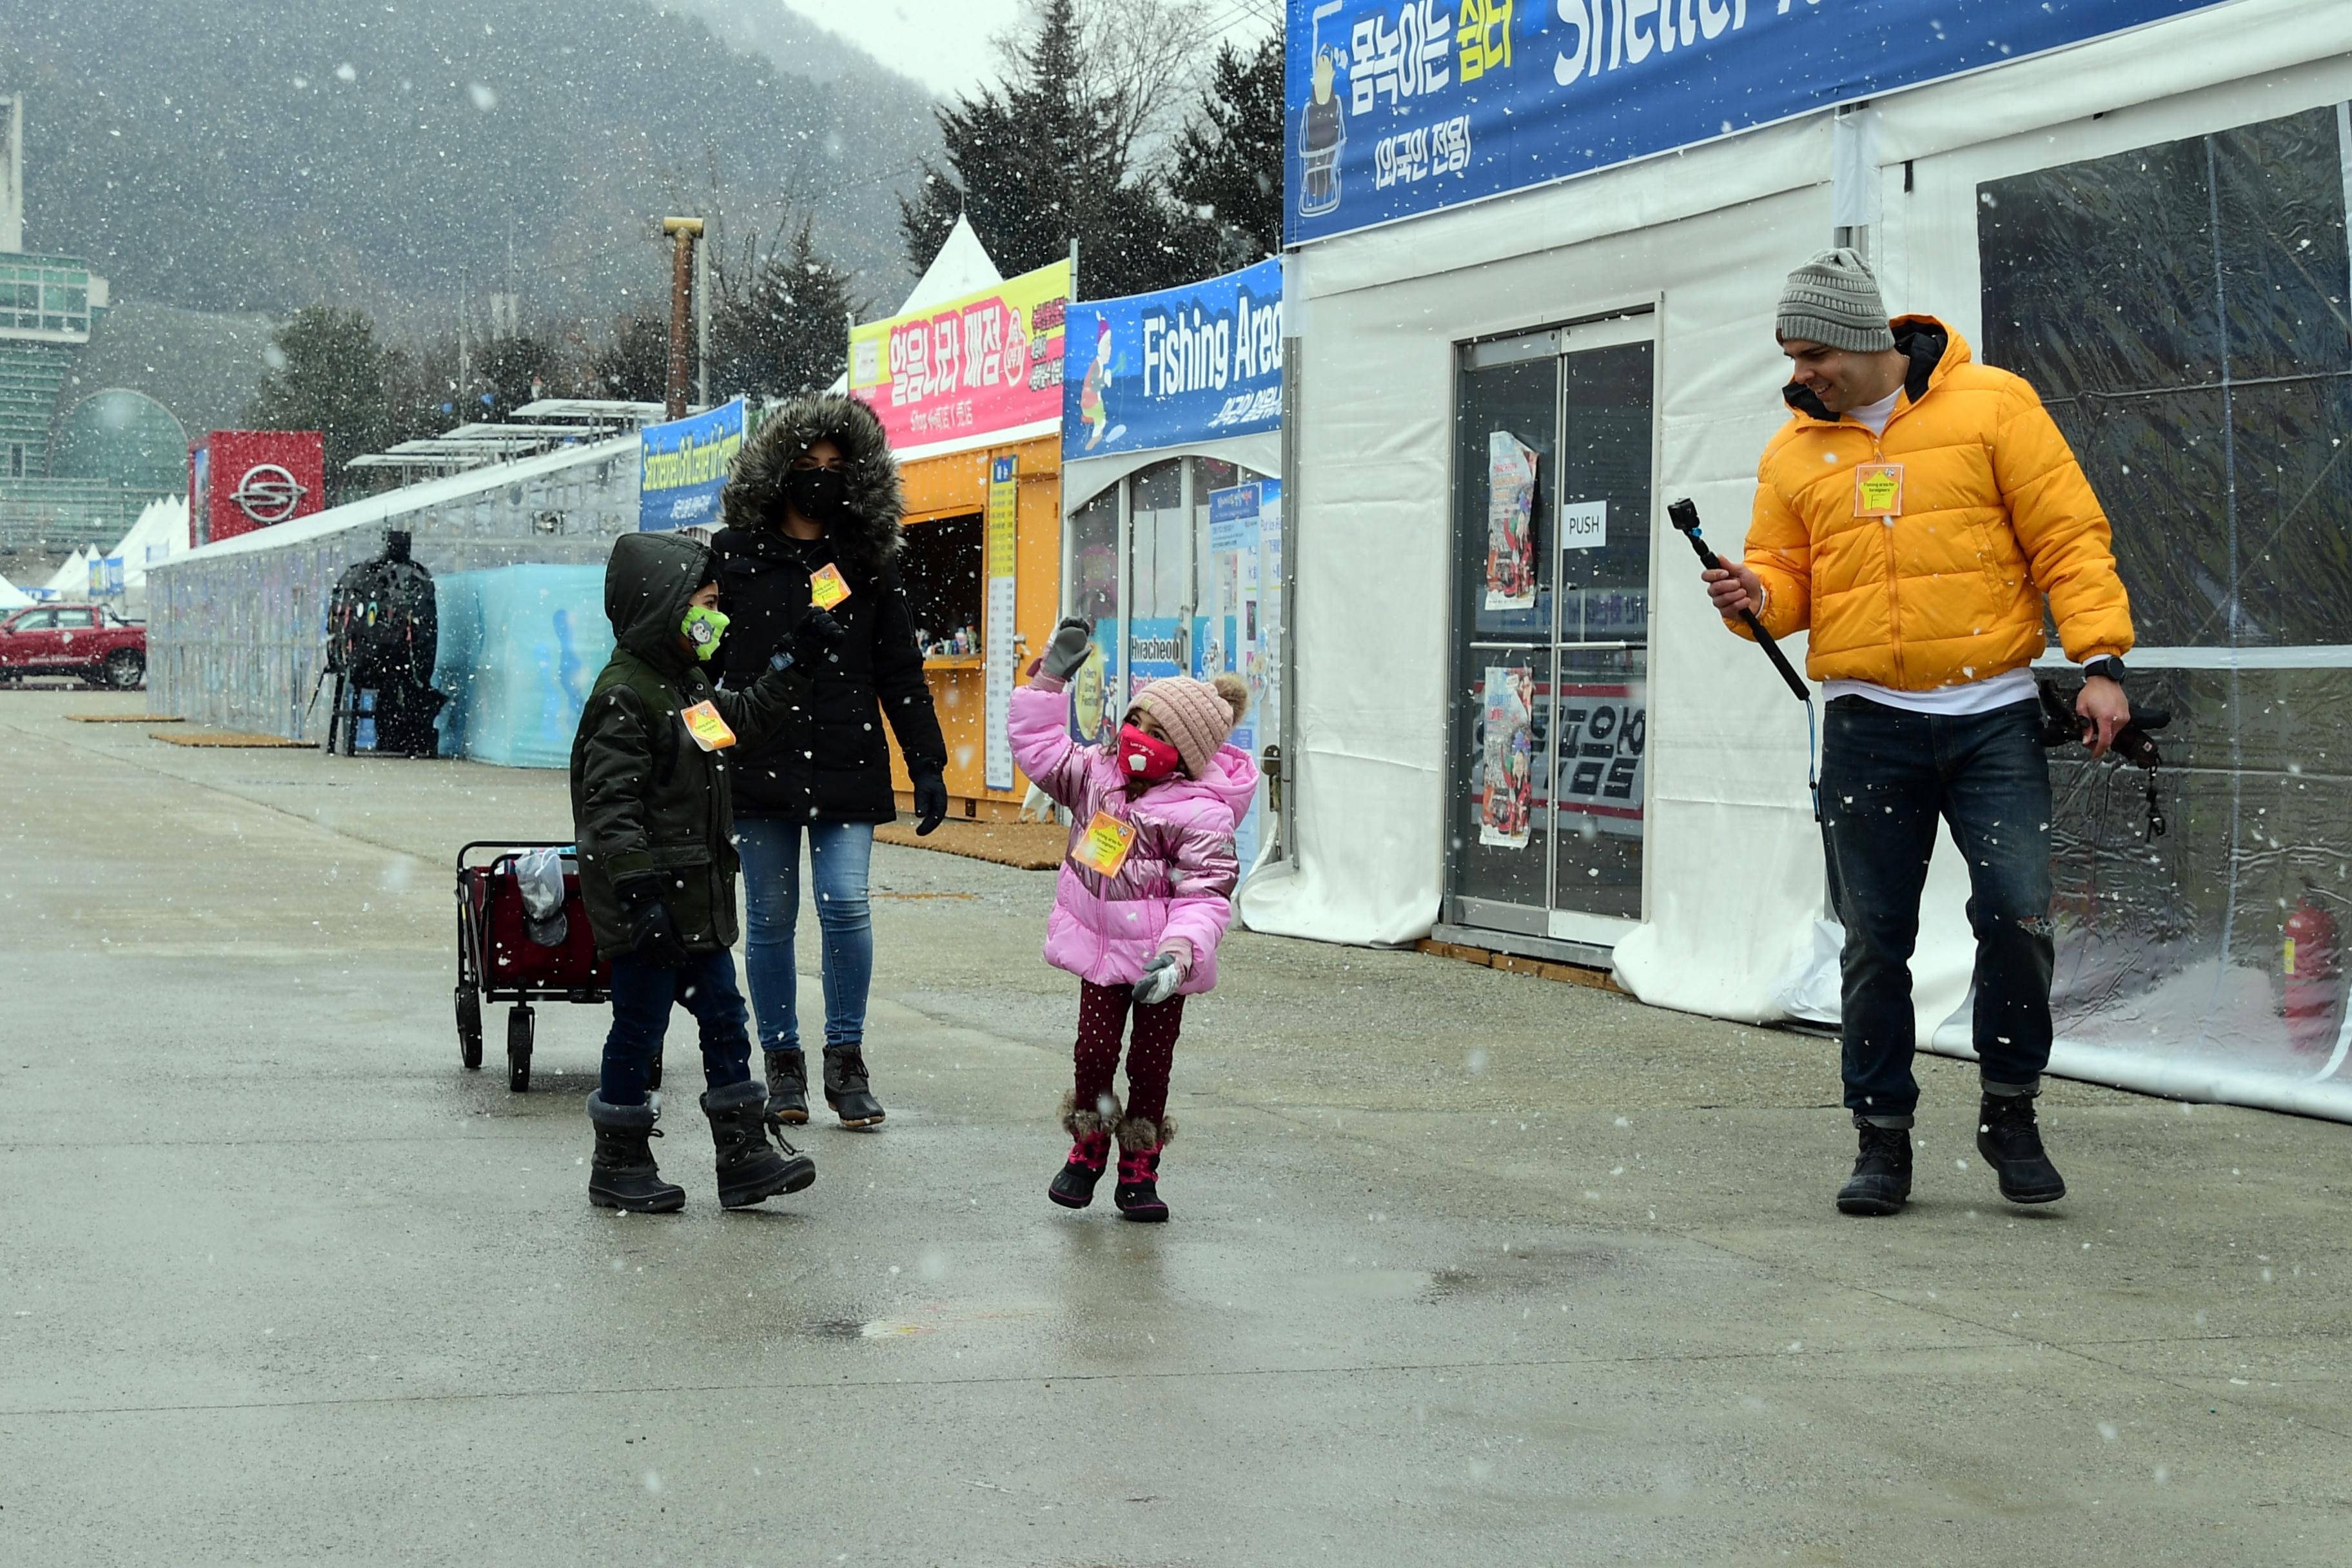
[{"x1": 1117, "y1": 723, "x2": 1182, "y2": 781}]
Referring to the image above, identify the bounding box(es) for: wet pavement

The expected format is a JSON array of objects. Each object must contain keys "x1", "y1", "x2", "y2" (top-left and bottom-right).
[{"x1": 3, "y1": 691, "x2": 2348, "y2": 1565}]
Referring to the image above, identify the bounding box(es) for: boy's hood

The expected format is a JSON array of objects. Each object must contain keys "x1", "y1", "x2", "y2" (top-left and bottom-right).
[
  {"x1": 605, "y1": 532, "x2": 710, "y2": 672},
  {"x1": 718, "y1": 393, "x2": 903, "y2": 576}
]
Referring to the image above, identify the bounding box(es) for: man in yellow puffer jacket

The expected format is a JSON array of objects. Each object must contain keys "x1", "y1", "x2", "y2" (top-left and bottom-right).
[{"x1": 1703, "y1": 249, "x2": 2135, "y2": 1220}]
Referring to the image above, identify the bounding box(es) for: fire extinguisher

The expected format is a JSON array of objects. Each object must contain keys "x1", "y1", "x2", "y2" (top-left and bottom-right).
[{"x1": 2284, "y1": 885, "x2": 2342, "y2": 1055}]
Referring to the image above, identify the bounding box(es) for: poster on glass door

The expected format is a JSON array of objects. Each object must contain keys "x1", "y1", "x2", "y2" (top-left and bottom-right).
[
  {"x1": 1208, "y1": 480, "x2": 1282, "y2": 867},
  {"x1": 1485, "y1": 432, "x2": 1538, "y2": 611},
  {"x1": 1479, "y1": 665, "x2": 1537, "y2": 850},
  {"x1": 1554, "y1": 683, "x2": 1645, "y2": 838}
]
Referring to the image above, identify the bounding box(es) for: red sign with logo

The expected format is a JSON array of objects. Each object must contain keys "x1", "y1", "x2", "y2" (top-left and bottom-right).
[{"x1": 189, "y1": 431, "x2": 326, "y2": 546}]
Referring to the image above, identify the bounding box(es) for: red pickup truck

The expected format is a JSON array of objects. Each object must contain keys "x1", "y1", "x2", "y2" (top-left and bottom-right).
[{"x1": 0, "y1": 604, "x2": 146, "y2": 688}]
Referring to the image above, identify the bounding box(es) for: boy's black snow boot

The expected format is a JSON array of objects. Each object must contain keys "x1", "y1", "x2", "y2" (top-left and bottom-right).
[
  {"x1": 1977, "y1": 1092, "x2": 2066, "y2": 1205},
  {"x1": 587, "y1": 1093, "x2": 686, "y2": 1214},
  {"x1": 763, "y1": 1048, "x2": 809, "y2": 1126},
  {"x1": 1112, "y1": 1115, "x2": 1173, "y2": 1223},
  {"x1": 823, "y1": 1044, "x2": 886, "y2": 1128},
  {"x1": 703, "y1": 1079, "x2": 816, "y2": 1209},
  {"x1": 1835, "y1": 1116, "x2": 1913, "y2": 1217}
]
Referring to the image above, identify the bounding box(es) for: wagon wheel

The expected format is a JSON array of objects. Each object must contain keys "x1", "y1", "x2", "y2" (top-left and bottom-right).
[
  {"x1": 507, "y1": 1004, "x2": 534, "y2": 1092},
  {"x1": 456, "y1": 986, "x2": 484, "y2": 1070}
]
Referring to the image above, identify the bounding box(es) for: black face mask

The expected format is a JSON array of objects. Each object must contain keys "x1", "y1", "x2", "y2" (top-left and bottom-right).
[{"x1": 785, "y1": 466, "x2": 849, "y2": 525}]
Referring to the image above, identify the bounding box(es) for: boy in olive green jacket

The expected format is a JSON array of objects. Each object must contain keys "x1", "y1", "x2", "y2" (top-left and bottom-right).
[{"x1": 570, "y1": 531, "x2": 839, "y2": 1213}]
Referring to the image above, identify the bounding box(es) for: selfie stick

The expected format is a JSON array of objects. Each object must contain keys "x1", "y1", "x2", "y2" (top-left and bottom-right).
[{"x1": 1668, "y1": 498, "x2": 1808, "y2": 703}]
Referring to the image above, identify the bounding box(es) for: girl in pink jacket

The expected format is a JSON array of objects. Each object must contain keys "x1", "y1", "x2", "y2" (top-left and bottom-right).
[{"x1": 1010, "y1": 618, "x2": 1259, "y2": 1222}]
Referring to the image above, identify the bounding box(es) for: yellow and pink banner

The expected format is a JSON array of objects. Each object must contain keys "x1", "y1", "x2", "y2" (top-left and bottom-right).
[{"x1": 848, "y1": 259, "x2": 1073, "y2": 458}]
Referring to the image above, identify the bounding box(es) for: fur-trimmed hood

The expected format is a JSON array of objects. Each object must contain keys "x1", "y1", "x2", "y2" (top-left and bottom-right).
[{"x1": 719, "y1": 393, "x2": 903, "y2": 576}]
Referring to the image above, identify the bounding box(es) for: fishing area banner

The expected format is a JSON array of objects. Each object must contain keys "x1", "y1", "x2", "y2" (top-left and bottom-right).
[
  {"x1": 848, "y1": 259, "x2": 1073, "y2": 458},
  {"x1": 638, "y1": 397, "x2": 745, "y2": 531},
  {"x1": 1063, "y1": 259, "x2": 1285, "y2": 460},
  {"x1": 1282, "y1": 0, "x2": 2234, "y2": 244}
]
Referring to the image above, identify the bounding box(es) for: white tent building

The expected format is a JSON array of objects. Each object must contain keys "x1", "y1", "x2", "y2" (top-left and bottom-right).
[{"x1": 1246, "y1": 0, "x2": 2352, "y2": 1119}]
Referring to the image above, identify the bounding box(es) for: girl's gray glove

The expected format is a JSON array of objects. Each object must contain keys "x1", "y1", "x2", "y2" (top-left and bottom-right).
[
  {"x1": 1132, "y1": 950, "x2": 1188, "y2": 1006},
  {"x1": 1041, "y1": 616, "x2": 1093, "y2": 681}
]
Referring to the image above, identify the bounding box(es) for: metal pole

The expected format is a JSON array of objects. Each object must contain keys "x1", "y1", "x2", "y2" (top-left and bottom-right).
[
  {"x1": 695, "y1": 234, "x2": 710, "y2": 411},
  {"x1": 660, "y1": 217, "x2": 704, "y2": 422}
]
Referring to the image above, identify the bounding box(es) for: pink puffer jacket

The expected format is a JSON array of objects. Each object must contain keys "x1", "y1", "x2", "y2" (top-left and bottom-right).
[{"x1": 1010, "y1": 677, "x2": 1260, "y2": 994}]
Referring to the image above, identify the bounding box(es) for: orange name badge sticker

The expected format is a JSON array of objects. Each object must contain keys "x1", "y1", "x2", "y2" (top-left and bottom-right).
[
  {"x1": 1854, "y1": 462, "x2": 1906, "y2": 518},
  {"x1": 1070, "y1": 810, "x2": 1139, "y2": 877},
  {"x1": 809, "y1": 564, "x2": 852, "y2": 611},
  {"x1": 680, "y1": 701, "x2": 738, "y2": 752}
]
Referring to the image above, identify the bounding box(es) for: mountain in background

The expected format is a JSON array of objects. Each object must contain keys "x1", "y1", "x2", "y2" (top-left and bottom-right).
[{"x1": 2, "y1": 0, "x2": 939, "y2": 333}]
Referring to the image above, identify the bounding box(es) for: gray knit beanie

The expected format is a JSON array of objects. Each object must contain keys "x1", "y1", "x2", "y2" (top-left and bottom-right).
[{"x1": 1776, "y1": 248, "x2": 1895, "y2": 353}]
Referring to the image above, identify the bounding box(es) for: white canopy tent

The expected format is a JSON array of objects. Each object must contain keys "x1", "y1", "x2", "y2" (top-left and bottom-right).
[{"x1": 1244, "y1": 0, "x2": 2352, "y2": 1121}]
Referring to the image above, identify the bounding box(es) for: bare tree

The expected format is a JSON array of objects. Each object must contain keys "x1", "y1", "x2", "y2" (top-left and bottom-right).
[{"x1": 995, "y1": 0, "x2": 1212, "y2": 182}]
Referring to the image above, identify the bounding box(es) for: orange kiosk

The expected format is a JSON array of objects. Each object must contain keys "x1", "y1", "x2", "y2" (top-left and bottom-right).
[{"x1": 848, "y1": 257, "x2": 1073, "y2": 822}]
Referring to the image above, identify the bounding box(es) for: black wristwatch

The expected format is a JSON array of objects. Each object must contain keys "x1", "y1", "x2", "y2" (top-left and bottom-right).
[{"x1": 2084, "y1": 656, "x2": 2127, "y2": 683}]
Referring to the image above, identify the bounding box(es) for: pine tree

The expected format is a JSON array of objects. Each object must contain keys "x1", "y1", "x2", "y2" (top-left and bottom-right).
[
  {"x1": 898, "y1": 0, "x2": 1213, "y2": 299},
  {"x1": 710, "y1": 219, "x2": 869, "y2": 401},
  {"x1": 1169, "y1": 29, "x2": 1286, "y2": 266},
  {"x1": 595, "y1": 314, "x2": 671, "y2": 404},
  {"x1": 244, "y1": 306, "x2": 393, "y2": 504}
]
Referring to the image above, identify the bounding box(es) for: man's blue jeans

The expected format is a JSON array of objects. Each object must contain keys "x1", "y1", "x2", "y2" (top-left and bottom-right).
[
  {"x1": 736, "y1": 818, "x2": 875, "y2": 1055},
  {"x1": 1819, "y1": 696, "x2": 2055, "y2": 1127},
  {"x1": 600, "y1": 948, "x2": 756, "y2": 1107}
]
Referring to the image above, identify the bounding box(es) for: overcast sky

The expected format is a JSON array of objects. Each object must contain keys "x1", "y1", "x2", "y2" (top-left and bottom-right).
[{"x1": 778, "y1": 0, "x2": 1278, "y2": 98}]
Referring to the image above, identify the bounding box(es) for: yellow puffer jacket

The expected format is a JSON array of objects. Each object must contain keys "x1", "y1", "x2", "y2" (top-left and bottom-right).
[{"x1": 1739, "y1": 317, "x2": 2133, "y2": 689}]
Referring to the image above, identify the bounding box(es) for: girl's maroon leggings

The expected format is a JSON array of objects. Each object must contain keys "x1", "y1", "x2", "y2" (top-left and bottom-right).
[{"x1": 1073, "y1": 979, "x2": 1184, "y2": 1132}]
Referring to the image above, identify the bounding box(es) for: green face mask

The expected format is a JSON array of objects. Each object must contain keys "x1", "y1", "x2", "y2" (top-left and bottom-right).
[{"x1": 681, "y1": 603, "x2": 729, "y2": 661}]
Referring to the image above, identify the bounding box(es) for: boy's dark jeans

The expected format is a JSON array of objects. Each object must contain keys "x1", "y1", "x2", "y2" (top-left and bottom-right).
[
  {"x1": 600, "y1": 948, "x2": 758, "y2": 1107},
  {"x1": 1819, "y1": 696, "x2": 2055, "y2": 1127}
]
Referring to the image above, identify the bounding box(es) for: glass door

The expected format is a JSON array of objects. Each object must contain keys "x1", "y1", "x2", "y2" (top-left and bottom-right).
[
  {"x1": 1448, "y1": 333, "x2": 1560, "y2": 936},
  {"x1": 1447, "y1": 313, "x2": 1656, "y2": 949}
]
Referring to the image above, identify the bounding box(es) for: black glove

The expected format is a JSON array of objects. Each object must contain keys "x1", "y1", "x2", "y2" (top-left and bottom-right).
[
  {"x1": 1041, "y1": 616, "x2": 1093, "y2": 681},
  {"x1": 616, "y1": 873, "x2": 688, "y2": 968},
  {"x1": 789, "y1": 607, "x2": 846, "y2": 669},
  {"x1": 913, "y1": 770, "x2": 950, "y2": 836}
]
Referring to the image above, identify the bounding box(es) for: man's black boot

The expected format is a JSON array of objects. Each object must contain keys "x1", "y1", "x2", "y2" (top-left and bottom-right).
[
  {"x1": 1836, "y1": 1115, "x2": 1913, "y2": 1217},
  {"x1": 587, "y1": 1092, "x2": 686, "y2": 1214},
  {"x1": 763, "y1": 1048, "x2": 809, "y2": 1126},
  {"x1": 703, "y1": 1079, "x2": 816, "y2": 1209},
  {"x1": 823, "y1": 1044, "x2": 886, "y2": 1128},
  {"x1": 1977, "y1": 1092, "x2": 2066, "y2": 1204}
]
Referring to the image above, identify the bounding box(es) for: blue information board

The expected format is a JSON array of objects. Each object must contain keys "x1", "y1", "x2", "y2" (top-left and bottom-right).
[
  {"x1": 1284, "y1": 0, "x2": 2231, "y2": 245},
  {"x1": 638, "y1": 397, "x2": 745, "y2": 531},
  {"x1": 1063, "y1": 259, "x2": 1284, "y2": 460}
]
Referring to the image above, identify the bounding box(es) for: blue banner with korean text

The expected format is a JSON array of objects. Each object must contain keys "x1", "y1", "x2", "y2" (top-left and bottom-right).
[
  {"x1": 1284, "y1": 0, "x2": 2231, "y2": 245},
  {"x1": 1063, "y1": 259, "x2": 1284, "y2": 460},
  {"x1": 638, "y1": 397, "x2": 746, "y2": 531}
]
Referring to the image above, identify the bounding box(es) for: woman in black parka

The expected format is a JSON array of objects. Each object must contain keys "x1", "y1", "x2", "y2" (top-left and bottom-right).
[{"x1": 712, "y1": 394, "x2": 948, "y2": 1130}]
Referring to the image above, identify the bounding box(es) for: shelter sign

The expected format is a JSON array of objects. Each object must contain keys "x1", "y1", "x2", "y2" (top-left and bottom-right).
[
  {"x1": 850, "y1": 260, "x2": 1073, "y2": 459},
  {"x1": 1063, "y1": 259, "x2": 1285, "y2": 459},
  {"x1": 1283, "y1": 0, "x2": 2233, "y2": 244},
  {"x1": 984, "y1": 455, "x2": 1020, "y2": 792},
  {"x1": 638, "y1": 397, "x2": 745, "y2": 531}
]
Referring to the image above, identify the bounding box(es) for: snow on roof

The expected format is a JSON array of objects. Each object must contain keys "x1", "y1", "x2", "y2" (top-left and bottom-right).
[{"x1": 159, "y1": 433, "x2": 638, "y2": 567}]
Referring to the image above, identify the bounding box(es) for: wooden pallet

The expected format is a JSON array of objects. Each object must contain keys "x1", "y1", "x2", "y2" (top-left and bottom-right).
[
  {"x1": 150, "y1": 729, "x2": 309, "y2": 749},
  {"x1": 1415, "y1": 938, "x2": 1624, "y2": 993}
]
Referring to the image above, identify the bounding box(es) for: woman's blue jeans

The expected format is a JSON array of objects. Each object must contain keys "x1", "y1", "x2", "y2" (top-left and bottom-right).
[
  {"x1": 736, "y1": 818, "x2": 875, "y2": 1055},
  {"x1": 1819, "y1": 696, "x2": 2055, "y2": 1127}
]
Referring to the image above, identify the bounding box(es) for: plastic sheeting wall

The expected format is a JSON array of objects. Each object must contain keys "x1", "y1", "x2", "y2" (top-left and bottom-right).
[
  {"x1": 1246, "y1": 0, "x2": 2352, "y2": 1120},
  {"x1": 150, "y1": 440, "x2": 636, "y2": 744},
  {"x1": 433, "y1": 567, "x2": 612, "y2": 769}
]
